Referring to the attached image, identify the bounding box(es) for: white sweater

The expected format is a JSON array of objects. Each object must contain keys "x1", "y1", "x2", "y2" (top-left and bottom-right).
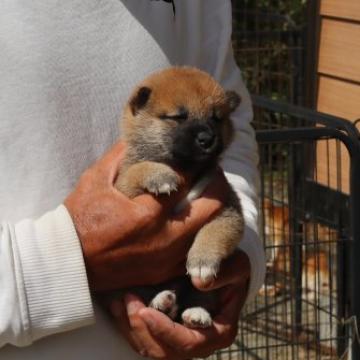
[{"x1": 0, "y1": 1, "x2": 265, "y2": 359}]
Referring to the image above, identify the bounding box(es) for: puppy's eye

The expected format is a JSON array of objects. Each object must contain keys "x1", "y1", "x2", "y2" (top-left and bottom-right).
[
  {"x1": 212, "y1": 110, "x2": 222, "y2": 122},
  {"x1": 159, "y1": 108, "x2": 188, "y2": 122}
]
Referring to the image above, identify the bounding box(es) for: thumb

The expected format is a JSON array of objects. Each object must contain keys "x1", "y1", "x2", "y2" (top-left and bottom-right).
[
  {"x1": 212, "y1": 285, "x2": 246, "y2": 332},
  {"x1": 110, "y1": 293, "x2": 145, "y2": 320},
  {"x1": 93, "y1": 141, "x2": 127, "y2": 185},
  {"x1": 133, "y1": 178, "x2": 188, "y2": 218},
  {"x1": 139, "y1": 307, "x2": 198, "y2": 347},
  {"x1": 169, "y1": 170, "x2": 227, "y2": 236}
]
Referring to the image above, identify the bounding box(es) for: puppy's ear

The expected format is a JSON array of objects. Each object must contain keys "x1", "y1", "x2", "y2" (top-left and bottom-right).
[
  {"x1": 225, "y1": 91, "x2": 241, "y2": 112},
  {"x1": 130, "y1": 86, "x2": 152, "y2": 115}
]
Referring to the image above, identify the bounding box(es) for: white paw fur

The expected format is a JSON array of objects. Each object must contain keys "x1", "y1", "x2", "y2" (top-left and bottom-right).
[
  {"x1": 144, "y1": 173, "x2": 179, "y2": 195},
  {"x1": 182, "y1": 307, "x2": 212, "y2": 328},
  {"x1": 157, "y1": 182, "x2": 176, "y2": 195},
  {"x1": 149, "y1": 290, "x2": 178, "y2": 319},
  {"x1": 186, "y1": 258, "x2": 220, "y2": 284},
  {"x1": 187, "y1": 265, "x2": 218, "y2": 283}
]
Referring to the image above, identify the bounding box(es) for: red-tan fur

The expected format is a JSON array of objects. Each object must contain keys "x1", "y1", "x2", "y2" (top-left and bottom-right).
[
  {"x1": 260, "y1": 199, "x2": 331, "y2": 297},
  {"x1": 114, "y1": 67, "x2": 244, "y2": 328}
]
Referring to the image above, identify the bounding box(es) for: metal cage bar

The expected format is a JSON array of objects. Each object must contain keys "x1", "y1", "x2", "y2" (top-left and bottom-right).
[
  {"x1": 211, "y1": 97, "x2": 360, "y2": 360},
  {"x1": 254, "y1": 96, "x2": 360, "y2": 359}
]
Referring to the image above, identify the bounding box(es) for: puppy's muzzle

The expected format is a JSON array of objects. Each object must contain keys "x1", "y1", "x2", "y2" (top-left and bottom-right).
[
  {"x1": 196, "y1": 130, "x2": 216, "y2": 152},
  {"x1": 172, "y1": 122, "x2": 220, "y2": 167}
]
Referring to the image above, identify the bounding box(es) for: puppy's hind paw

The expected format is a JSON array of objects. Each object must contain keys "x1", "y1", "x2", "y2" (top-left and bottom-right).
[
  {"x1": 182, "y1": 307, "x2": 212, "y2": 328},
  {"x1": 149, "y1": 290, "x2": 178, "y2": 319}
]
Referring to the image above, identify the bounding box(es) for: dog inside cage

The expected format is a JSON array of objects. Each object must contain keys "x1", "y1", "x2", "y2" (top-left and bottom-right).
[{"x1": 260, "y1": 198, "x2": 333, "y2": 300}]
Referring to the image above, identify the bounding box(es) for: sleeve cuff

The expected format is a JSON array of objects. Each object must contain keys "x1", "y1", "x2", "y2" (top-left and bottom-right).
[{"x1": 13, "y1": 205, "x2": 94, "y2": 343}]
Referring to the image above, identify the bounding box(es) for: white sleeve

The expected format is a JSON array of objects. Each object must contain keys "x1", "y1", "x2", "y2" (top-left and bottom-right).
[
  {"x1": 0, "y1": 205, "x2": 94, "y2": 348},
  {"x1": 176, "y1": 0, "x2": 266, "y2": 304}
]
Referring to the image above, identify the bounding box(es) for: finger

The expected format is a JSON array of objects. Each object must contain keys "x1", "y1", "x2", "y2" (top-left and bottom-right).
[
  {"x1": 173, "y1": 168, "x2": 228, "y2": 214},
  {"x1": 198, "y1": 286, "x2": 246, "y2": 350},
  {"x1": 110, "y1": 295, "x2": 146, "y2": 352},
  {"x1": 132, "y1": 181, "x2": 189, "y2": 219},
  {"x1": 125, "y1": 294, "x2": 175, "y2": 358},
  {"x1": 192, "y1": 250, "x2": 251, "y2": 291},
  {"x1": 111, "y1": 294, "x2": 167, "y2": 357},
  {"x1": 123, "y1": 293, "x2": 161, "y2": 354},
  {"x1": 213, "y1": 285, "x2": 247, "y2": 329},
  {"x1": 139, "y1": 307, "x2": 219, "y2": 354},
  {"x1": 169, "y1": 169, "x2": 228, "y2": 231},
  {"x1": 93, "y1": 141, "x2": 127, "y2": 184},
  {"x1": 176, "y1": 168, "x2": 229, "y2": 215}
]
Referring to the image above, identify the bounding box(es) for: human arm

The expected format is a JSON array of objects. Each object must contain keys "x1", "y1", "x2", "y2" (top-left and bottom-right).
[
  {"x1": 0, "y1": 142, "x2": 225, "y2": 348},
  {"x1": 0, "y1": 206, "x2": 93, "y2": 348}
]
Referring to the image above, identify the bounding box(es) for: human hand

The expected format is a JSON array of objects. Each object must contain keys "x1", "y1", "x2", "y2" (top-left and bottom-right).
[
  {"x1": 64, "y1": 141, "x2": 228, "y2": 292},
  {"x1": 110, "y1": 250, "x2": 250, "y2": 359}
]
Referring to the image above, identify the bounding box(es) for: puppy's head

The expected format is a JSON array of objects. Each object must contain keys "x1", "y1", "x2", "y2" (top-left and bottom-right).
[{"x1": 122, "y1": 67, "x2": 241, "y2": 170}]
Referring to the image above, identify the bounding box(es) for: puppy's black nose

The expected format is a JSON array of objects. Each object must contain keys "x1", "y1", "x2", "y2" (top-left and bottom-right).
[{"x1": 196, "y1": 130, "x2": 215, "y2": 150}]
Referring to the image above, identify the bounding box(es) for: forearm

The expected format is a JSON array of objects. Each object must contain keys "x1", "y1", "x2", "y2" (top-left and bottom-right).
[{"x1": 0, "y1": 205, "x2": 94, "y2": 348}]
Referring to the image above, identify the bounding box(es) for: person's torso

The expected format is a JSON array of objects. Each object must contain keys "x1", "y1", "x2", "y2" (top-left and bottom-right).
[
  {"x1": 0, "y1": 0, "x2": 177, "y2": 222},
  {"x1": 1, "y1": 1, "x2": 177, "y2": 359}
]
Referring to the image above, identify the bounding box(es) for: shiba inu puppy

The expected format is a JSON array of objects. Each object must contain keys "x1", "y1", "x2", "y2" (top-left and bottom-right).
[
  {"x1": 115, "y1": 67, "x2": 244, "y2": 328},
  {"x1": 260, "y1": 198, "x2": 330, "y2": 298}
]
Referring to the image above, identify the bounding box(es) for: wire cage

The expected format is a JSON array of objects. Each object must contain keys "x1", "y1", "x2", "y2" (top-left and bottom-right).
[
  {"x1": 231, "y1": 0, "x2": 309, "y2": 105},
  {"x1": 222, "y1": 2, "x2": 360, "y2": 359},
  {"x1": 207, "y1": 98, "x2": 360, "y2": 360}
]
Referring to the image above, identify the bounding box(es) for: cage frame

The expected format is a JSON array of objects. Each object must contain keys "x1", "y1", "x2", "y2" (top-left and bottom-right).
[{"x1": 252, "y1": 95, "x2": 360, "y2": 359}]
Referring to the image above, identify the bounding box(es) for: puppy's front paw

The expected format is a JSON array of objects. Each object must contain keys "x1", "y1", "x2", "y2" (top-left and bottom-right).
[
  {"x1": 149, "y1": 290, "x2": 178, "y2": 319},
  {"x1": 186, "y1": 257, "x2": 220, "y2": 285},
  {"x1": 144, "y1": 171, "x2": 179, "y2": 195},
  {"x1": 182, "y1": 307, "x2": 212, "y2": 328}
]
